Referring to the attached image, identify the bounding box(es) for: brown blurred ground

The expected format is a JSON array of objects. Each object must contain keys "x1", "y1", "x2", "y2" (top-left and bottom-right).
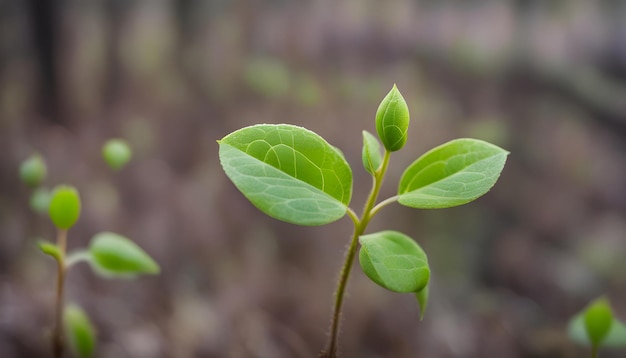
[{"x1": 2, "y1": 1, "x2": 626, "y2": 357}]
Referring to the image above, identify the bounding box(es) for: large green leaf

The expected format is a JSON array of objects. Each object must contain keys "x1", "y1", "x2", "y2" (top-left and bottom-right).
[
  {"x1": 398, "y1": 138, "x2": 508, "y2": 209},
  {"x1": 359, "y1": 231, "x2": 430, "y2": 294},
  {"x1": 64, "y1": 304, "x2": 96, "y2": 358},
  {"x1": 218, "y1": 124, "x2": 353, "y2": 226},
  {"x1": 88, "y1": 232, "x2": 160, "y2": 278}
]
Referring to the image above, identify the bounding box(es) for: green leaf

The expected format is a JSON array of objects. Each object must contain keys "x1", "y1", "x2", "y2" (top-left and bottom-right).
[
  {"x1": 416, "y1": 284, "x2": 429, "y2": 320},
  {"x1": 64, "y1": 304, "x2": 96, "y2": 358},
  {"x1": 20, "y1": 153, "x2": 47, "y2": 187},
  {"x1": 584, "y1": 297, "x2": 614, "y2": 348},
  {"x1": 37, "y1": 240, "x2": 60, "y2": 261},
  {"x1": 375, "y1": 84, "x2": 410, "y2": 152},
  {"x1": 30, "y1": 187, "x2": 51, "y2": 214},
  {"x1": 49, "y1": 185, "x2": 81, "y2": 230},
  {"x1": 398, "y1": 138, "x2": 508, "y2": 209},
  {"x1": 362, "y1": 130, "x2": 382, "y2": 175},
  {"x1": 359, "y1": 230, "x2": 430, "y2": 293},
  {"x1": 218, "y1": 124, "x2": 353, "y2": 226},
  {"x1": 102, "y1": 138, "x2": 132, "y2": 170},
  {"x1": 89, "y1": 232, "x2": 160, "y2": 277},
  {"x1": 569, "y1": 312, "x2": 626, "y2": 348}
]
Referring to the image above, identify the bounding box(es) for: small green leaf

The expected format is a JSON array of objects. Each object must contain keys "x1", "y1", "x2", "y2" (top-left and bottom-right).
[
  {"x1": 20, "y1": 153, "x2": 47, "y2": 187},
  {"x1": 30, "y1": 187, "x2": 51, "y2": 214},
  {"x1": 37, "y1": 240, "x2": 60, "y2": 261},
  {"x1": 362, "y1": 130, "x2": 383, "y2": 175},
  {"x1": 584, "y1": 297, "x2": 614, "y2": 348},
  {"x1": 102, "y1": 139, "x2": 132, "y2": 170},
  {"x1": 89, "y1": 232, "x2": 159, "y2": 277},
  {"x1": 375, "y1": 84, "x2": 410, "y2": 152},
  {"x1": 416, "y1": 284, "x2": 429, "y2": 320},
  {"x1": 398, "y1": 138, "x2": 508, "y2": 209},
  {"x1": 49, "y1": 186, "x2": 81, "y2": 230},
  {"x1": 359, "y1": 230, "x2": 430, "y2": 293},
  {"x1": 64, "y1": 304, "x2": 96, "y2": 358},
  {"x1": 218, "y1": 124, "x2": 353, "y2": 226},
  {"x1": 569, "y1": 309, "x2": 626, "y2": 348}
]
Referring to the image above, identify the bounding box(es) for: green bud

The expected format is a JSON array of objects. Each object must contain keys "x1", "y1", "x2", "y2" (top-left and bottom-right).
[
  {"x1": 375, "y1": 84, "x2": 410, "y2": 152},
  {"x1": 49, "y1": 185, "x2": 81, "y2": 230},
  {"x1": 64, "y1": 304, "x2": 96, "y2": 358},
  {"x1": 362, "y1": 130, "x2": 382, "y2": 175},
  {"x1": 102, "y1": 139, "x2": 132, "y2": 171},
  {"x1": 19, "y1": 154, "x2": 47, "y2": 187}
]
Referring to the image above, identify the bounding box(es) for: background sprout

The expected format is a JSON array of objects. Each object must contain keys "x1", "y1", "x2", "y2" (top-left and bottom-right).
[
  {"x1": 102, "y1": 138, "x2": 132, "y2": 171},
  {"x1": 36, "y1": 184, "x2": 159, "y2": 357},
  {"x1": 19, "y1": 153, "x2": 47, "y2": 188},
  {"x1": 568, "y1": 297, "x2": 626, "y2": 357},
  {"x1": 64, "y1": 304, "x2": 96, "y2": 358}
]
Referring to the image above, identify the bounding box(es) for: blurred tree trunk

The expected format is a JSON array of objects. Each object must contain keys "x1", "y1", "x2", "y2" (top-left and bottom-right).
[{"x1": 26, "y1": 0, "x2": 61, "y2": 124}]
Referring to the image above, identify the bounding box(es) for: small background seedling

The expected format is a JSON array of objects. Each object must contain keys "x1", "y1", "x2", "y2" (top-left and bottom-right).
[
  {"x1": 19, "y1": 141, "x2": 159, "y2": 358},
  {"x1": 218, "y1": 85, "x2": 508, "y2": 356},
  {"x1": 568, "y1": 297, "x2": 626, "y2": 357}
]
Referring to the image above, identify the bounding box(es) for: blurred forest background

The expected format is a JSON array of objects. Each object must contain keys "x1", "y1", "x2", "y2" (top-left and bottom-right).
[{"x1": 2, "y1": 1, "x2": 626, "y2": 357}]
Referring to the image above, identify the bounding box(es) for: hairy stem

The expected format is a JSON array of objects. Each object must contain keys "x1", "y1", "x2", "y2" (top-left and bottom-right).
[
  {"x1": 52, "y1": 229, "x2": 67, "y2": 358},
  {"x1": 321, "y1": 151, "x2": 391, "y2": 357}
]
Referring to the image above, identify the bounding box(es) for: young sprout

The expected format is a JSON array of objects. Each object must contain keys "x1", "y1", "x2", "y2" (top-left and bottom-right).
[
  {"x1": 218, "y1": 84, "x2": 508, "y2": 356},
  {"x1": 37, "y1": 185, "x2": 159, "y2": 358},
  {"x1": 568, "y1": 297, "x2": 626, "y2": 358}
]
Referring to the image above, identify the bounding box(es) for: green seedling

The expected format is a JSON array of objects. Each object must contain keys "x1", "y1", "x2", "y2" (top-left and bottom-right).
[
  {"x1": 568, "y1": 297, "x2": 626, "y2": 358},
  {"x1": 39, "y1": 185, "x2": 159, "y2": 358},
  {"x1": 218, "y1": 84, "x2": 509, "y2": 356},
  {"x1": 102, "y1": 139, "x2": 132, "y2": 171}
]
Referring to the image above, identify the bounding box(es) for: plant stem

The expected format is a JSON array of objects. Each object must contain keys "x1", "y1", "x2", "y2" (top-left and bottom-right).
[
  {"x1": 52, "y1": 229, "x2": 67, "y2": 358},
  {"x1": 591, "y1": 346, "x2": 599, "y2": 358},
  {"x1": 321, "y1": 151, "x2": 391, "y2": 357}
]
